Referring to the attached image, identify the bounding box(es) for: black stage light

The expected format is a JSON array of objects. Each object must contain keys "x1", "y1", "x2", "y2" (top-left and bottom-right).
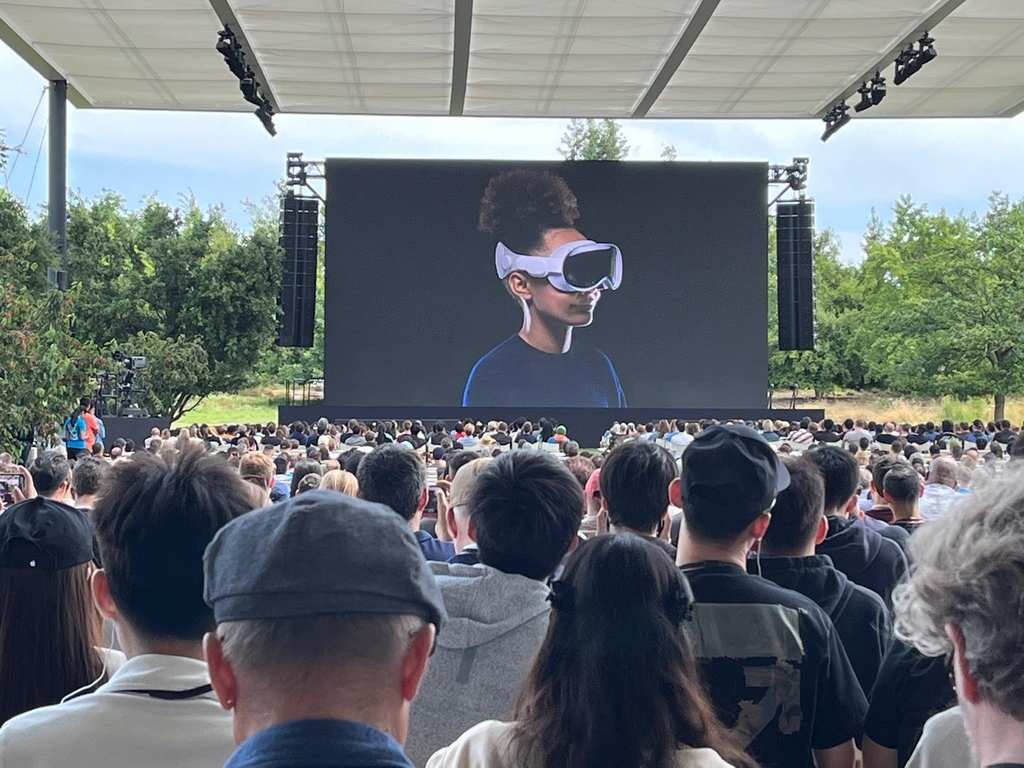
[
  {"x1": 240, "y1": 76, "x2": 262, "y2": 107},
  {"x1": 854, "y1": 82, "x2": 873, "y2": 113},
  {"x1": 256, "y1": 102, "x2": 277, "y2": 137},
  {"x1": 894, "y1": 46, "x2": 915, "y2": 85},
  {"x1": 871, "y1": 72, "x2": 887, "y2": 105},
  {"x1": 821, "y1": 102, "x2": 851, "y2": 142},
  {"x1": 918, "y1": 32, "x2": 937, "y2": 66}
]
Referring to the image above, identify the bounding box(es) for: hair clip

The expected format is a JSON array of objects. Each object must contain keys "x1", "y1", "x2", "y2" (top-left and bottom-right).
[
  {"x1": 548, "y1": 580, "x2": 575, "y2": 613},
  {"x1": 665, "y1": 588, "x2": 694, "y2": 625}
]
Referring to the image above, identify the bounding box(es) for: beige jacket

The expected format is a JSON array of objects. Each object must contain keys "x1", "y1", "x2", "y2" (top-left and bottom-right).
[{"x1": 426, "y1": 720, "x2": 737, "y2": 768}]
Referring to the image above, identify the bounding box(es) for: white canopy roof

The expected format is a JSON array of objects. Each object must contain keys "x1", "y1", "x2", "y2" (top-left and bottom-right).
[{"x1": 2, "y1": 0, "x2": 1022, "y2": 119}]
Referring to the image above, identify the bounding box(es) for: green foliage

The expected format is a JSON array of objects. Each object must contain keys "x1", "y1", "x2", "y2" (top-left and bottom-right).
[
  {"x1": 768, "y1": 225, "x2": 866, "y2": 396},
  {"x1": 559, "y1": 119, "x2": 629, "y2": 161},
  {"x1": 118, "y1": 332, "x2": 209, "y2": 422},
  {"x1": 857, "y1": 194, "x2": 1024, "y2": 420},
  {"x1": 0, "y1": 247, "x2": 104, "y2": 455},
  {"x1": 25, "y1": 193, "x2": 282, "y2": 421}
]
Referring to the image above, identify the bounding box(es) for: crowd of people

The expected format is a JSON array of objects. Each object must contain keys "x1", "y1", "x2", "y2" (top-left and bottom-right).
[{"x1": 0, "y1": 407, "x2": 1021, "y2": 768}]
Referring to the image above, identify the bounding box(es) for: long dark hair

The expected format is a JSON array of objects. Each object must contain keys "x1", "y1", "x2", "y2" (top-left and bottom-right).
[
  {"x1": 513, "y1": 534, "x2": 758, "y2": 768},
  {"x1": 0, "y1": 563, "x2": 104, "y2": 724}
]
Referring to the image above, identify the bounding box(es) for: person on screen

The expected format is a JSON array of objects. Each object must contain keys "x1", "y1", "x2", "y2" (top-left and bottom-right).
[{"x1": 462, "y1": 170, "x2": 627, "y2": 408}]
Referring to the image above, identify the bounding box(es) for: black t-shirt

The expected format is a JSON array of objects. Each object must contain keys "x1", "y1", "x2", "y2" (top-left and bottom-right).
[
  {"x1": 493, "y1": 433, "x2": 512, "y2": 446},
  {"x1": 814, "y1": 431, "x2": 842, "y2": 443},
  {"x1": 681, "y1": 561, "x2": 867, "y2": 768},
  {"x1": 906, "y1": 434, "x2": 929, "y2": 445},
  {"x1": 864, "y1": 639, "x2": 955, "y2": 767},
  {"x1": 875, "y1": 434, "x2": 898, "y2": 445},
  {"x1": 891, "y1": 519, "x2": 926, "y2": 535},
  {"x1": 994, "y1": 430, "x2": 1016, "y2": 443},
  {"x1": 462, "y1": 334, "x2": 626, "y2": 407}
]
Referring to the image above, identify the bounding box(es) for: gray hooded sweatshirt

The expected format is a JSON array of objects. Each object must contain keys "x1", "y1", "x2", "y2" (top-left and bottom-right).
[{"x1": 404, "y1": 561, "x2": 551, "y2": 768}]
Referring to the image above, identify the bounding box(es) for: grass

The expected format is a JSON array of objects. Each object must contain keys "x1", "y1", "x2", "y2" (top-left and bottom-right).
[
  {"x1": 172, "y1": 388, "x2": 284, "y2": 428},
  {"x1": 174, "y1": 389, "x2": 1024, "y2": 429}
]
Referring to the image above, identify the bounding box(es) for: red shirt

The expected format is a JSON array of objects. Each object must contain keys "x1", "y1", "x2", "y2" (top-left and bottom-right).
[{"x1": 82, "y1": 412, "x2": 101, "y2": 451}]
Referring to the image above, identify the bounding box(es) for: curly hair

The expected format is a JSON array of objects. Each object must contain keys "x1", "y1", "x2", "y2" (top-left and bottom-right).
[
  {"x1": 478, "y1": 169, "x2": 580, "y2": 254},
  {"x1": 893, "y1": 464, "x2": 1024, "y2": 718}
]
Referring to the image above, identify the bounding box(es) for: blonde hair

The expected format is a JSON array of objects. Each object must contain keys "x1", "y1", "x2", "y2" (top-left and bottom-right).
[{"x1": 319, "y1": 469, "x2": 359, "y2": 497}]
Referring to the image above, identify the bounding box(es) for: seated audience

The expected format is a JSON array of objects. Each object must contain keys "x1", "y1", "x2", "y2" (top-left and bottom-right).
[
  {"x1": 238, "y1": 453, "x2": 275, "y2": 508},
  {"x1": 0, "y1": 498, "x2": 120, "y2": 725},
  {"x1": 754, "y1": 456, "x2": 890, "y2": 696},
  {"x1": 358, "y1": 444, "x2": 455, "y2": 562},
  {"x1": 599, "y1": 440, "x2": 676, "y2": 557},
  {"x1": 883, "y1": 465, "x2": 926, "y2": 535},
  {"x1": 319, "y1": 469, "x2": 359, "y2": 496},
  {"x1": 442, "y1": 456, "x2": 493, "y2": 566},
  {"x1": 580, "y1": 469, "x2": 602, "y2": 538},
  {"x1": 0, "y1": 449, "x2": 253, "y2": 765},
  {"x1": 406, "y1": 452, "x2": 582, "y2": 766},
  {"x1": 29, "y1": 450, "x2": 75, "y2": 504},
  {"x1": 892, "y1": 466, "x2": 1024, "y2": 768},
  {"x1": 428, "y1": 534, "x2": 756, "y2": 768},
  {"x1": 807, "y1": 446, "x2": 907, "y2": 603},
  {"x1": 203, "y1": 490, "x2": 446, "y2": 768},
  {"x1": 71, "y1": 456, "x2": 108, "y2": 512},
  {"x1": 674, "y1": 426, "x2": 866, "y2": 768},
  {"x1": 919, "y1": 457, "x2": 960, "y2": 520}
]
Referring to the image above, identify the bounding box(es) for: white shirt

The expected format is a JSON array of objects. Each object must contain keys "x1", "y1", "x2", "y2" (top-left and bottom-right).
[
  {"x1": 426, "y1": 720, "x2": 736, "y2": 768},
  {"x1": 919, "y1": 484, "x2": 960, "y2": 521},
  {"x1": 906, "y1": 706, "x2": 975, "y2": 768},
  {"x1": 0, "y1": 654, "x2": 234, "y2": 768}
]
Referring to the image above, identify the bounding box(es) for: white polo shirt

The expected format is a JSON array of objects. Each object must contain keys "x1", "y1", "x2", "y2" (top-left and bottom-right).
[{"x1": 0, "y1": 654, "x2": 234, "y2": 768}]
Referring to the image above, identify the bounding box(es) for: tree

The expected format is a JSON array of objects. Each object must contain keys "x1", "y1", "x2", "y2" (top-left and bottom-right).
[
  {"x1": 661, "y1": 144, "x2": 678, "y2": 161},
  {"x1": 768, "y1": 225, "x2": 867, "y2": 398},
  {"x1": 62, "y1": 194, "x2": 283, "y2": 420},
  {"x1": 120, "y1": 332, "x2": 209, "y2": 421},
  {"x1": 558, "y1": 119, "x2": 629, "y2": 160},
  {"x1": 0, "y1": 247, "x2": 103, "y2": 456},
  {"x1": 858, "y1": 195, "x2": 1024, "y2": 421}
]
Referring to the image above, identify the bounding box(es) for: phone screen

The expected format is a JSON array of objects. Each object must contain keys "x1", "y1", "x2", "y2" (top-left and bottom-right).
[{"x1": 0, "y1": 473, "x2": 24, "y2": 506}]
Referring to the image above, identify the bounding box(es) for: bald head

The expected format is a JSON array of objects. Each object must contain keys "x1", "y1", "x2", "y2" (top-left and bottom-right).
[{"x1": 927, "y1": 456, "x2": 958, "y2": 488}]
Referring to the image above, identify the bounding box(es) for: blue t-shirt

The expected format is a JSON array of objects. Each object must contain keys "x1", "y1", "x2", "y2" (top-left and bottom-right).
[
  {"x1": 65, "y1": 416, "x2": 87, "y2": 451},
  {"x1": 463, "y1": 334, "x2": 626, "y2": 407}
]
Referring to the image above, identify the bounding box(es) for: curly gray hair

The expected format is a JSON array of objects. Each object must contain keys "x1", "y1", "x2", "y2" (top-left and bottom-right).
[{"x1": 893, "y1": 464, "x2": 1024, "y2": 718}]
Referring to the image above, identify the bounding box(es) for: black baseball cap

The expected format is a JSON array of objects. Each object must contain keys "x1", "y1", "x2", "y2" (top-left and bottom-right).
[
  {"x1": 681, "y1": 425, "x2": 791, "y2": 520},
  {"x1": 0, "y1": 497, "x2": 95, "y2": 571}
]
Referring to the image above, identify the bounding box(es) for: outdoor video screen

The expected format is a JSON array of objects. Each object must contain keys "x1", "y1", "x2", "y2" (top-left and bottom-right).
[{"x1": 323, "y1": 159, "x2": 768, "y2": 409}]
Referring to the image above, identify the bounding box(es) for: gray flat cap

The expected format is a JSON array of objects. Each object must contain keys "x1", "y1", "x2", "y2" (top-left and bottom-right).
[{"x1": 203, "y1": 489, "x2": 446, "y2": 630}]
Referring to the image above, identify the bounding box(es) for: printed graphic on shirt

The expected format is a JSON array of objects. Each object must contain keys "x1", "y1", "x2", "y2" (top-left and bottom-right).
[{"x1": 689, "y1": 603, "x2": 805, "y2": 747}]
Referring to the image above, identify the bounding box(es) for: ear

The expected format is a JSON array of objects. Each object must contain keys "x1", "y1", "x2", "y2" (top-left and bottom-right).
[
  {"x1": 204, "y1": 632, "x2": 239, "y2": 712},
  {"x1": 814, "y1": 515, "x2": 828, "y2": 546},
  {"x1": 750, "y1": 511, "x2": 772, "y2": 541},
  {"x1": 882, "y1": 490, "x2": 895, "y2": 506},
  {"x1": 91, "y1": 569, "x2": 120, "y2": 623},
  {"x1": 567, "y1": 534, "x2": 580, "y2": 554},
  {"x1": 507, "y1": 272, "x2": 534, "y2": 302},
  {"x1": 417, "y1": 487, "x2": 428, "y2": 514},
  {"x1": 446, "y1": 506, "x2": 458, "y2": 539},
  {"x1": 600, "y1": 494, "x2": 609, "y2": 512},
  {"x1": 669, "y1": 478, "x2": 684, "y2": 509},
  {"x1": 919, "y1": 482, "x2": 925, "y2": 499},
  {"x1": 946, "y1": 623, "x2": 980, "y2": 704},
  {"x1": 400, "y1": 624, "x2": 436, "y2": 702},
  {"x1": 843, "y1": 493, "x2": 859, "y2": 517}
]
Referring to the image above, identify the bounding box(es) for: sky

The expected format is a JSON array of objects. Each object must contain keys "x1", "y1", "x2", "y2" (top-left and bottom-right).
[{"x1": 3, "y1": 41, "x2": 1024, "y2": 264}]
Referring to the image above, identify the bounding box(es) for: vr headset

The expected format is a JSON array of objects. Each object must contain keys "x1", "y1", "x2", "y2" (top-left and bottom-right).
[{"x1": 495, "y1": 240, "x2": 622, "y2": 293}]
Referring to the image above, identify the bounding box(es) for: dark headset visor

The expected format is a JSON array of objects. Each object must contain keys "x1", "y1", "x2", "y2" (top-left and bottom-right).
[{"x1": 562, "y1": 246, "x2": 617, "y2": 290}]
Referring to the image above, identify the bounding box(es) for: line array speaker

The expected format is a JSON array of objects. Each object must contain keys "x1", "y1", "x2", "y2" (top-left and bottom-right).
[
  {"x1": 278, "y1": 191, "x2": 320, "y2": 347},
  {"x1": 777, "y1": 199, "x2": 816, "y2": 351}
]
